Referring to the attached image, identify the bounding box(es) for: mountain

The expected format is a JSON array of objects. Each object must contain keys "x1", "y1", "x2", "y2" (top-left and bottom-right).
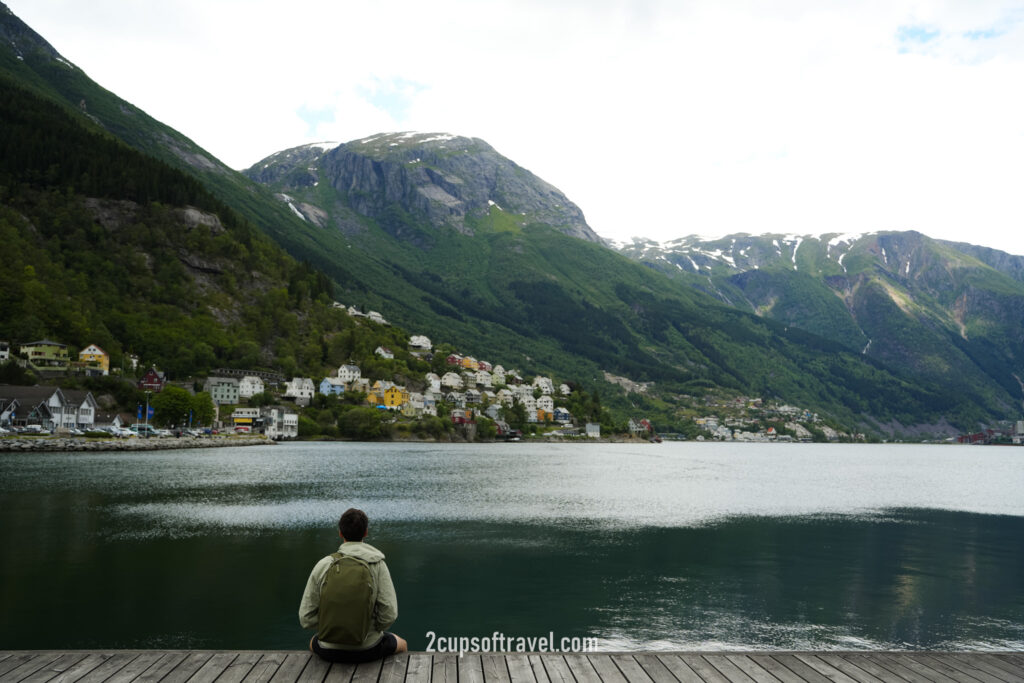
[
  {"x1": 616, "y1": 232, "x2": 1024, "y2": 426},
  {"x1": 2, "y1": 2, "x2": 1020, "y2": 437},
  {"x1": 249, "y1": 133, "x2": 600, "y2": 244},
  {"x1": 242, "y1": 135, "x2": 1020, "y2": 435}
]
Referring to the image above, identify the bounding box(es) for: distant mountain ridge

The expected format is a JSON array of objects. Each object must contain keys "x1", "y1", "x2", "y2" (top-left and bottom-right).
[{"x1": 616, "y1": 231, "x2": 1024, "y2": 424}]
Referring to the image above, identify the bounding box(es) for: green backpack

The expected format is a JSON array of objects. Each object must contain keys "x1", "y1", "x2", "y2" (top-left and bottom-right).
[{"x1": 317, "y1": 552, "x2": 376, "y2": 646}]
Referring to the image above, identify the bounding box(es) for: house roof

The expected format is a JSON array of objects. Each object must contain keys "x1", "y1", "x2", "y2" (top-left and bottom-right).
[
  {"x1": 22, "y1": 340, "x2": 67, "y2": 348},
  {"x1": 61, "y1": 389, "x2": 98, "y2": 407},
  {"x1": 0, "y1": 384, "x2": 63, "y2": 403}
]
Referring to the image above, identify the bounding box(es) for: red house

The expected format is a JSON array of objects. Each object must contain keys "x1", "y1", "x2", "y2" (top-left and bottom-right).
[{"x1": 137, "y1": 367, "x2": 167, "y2": 393}]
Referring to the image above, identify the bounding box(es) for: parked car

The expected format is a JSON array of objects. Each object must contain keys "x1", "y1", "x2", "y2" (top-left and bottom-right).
[{"x1": 130, "y1": 424, "x2": 157, "y2": 438}]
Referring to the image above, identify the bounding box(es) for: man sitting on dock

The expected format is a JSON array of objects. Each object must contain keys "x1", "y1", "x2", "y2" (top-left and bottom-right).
[{"x1": 299, "y1": 508, "x2": 408, "y2": 662}]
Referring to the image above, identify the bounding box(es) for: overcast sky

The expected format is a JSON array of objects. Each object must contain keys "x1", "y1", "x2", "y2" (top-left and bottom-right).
[{"x1": 9, "y1": 0, "x2": 1024, "y2": 255}]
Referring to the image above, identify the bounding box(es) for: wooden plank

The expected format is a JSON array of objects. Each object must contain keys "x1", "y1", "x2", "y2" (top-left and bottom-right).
[
  {"x1": 656, "y1": 655, "x2": 704, "y2": 683},
  {"x1": 350, "y1": 660, "x2": 382, "y2": 683},
  {"x1": 744, "y1": 655, "x2": 806, "y2": 683},
  {"x1": 98, "y1": 652, "x2": 166, "y2": 683},
  {"x1": 213, "y1": 652, "x2": 264, "y2": 683},
  {"x1": 702, "y1": 656, "x2": 758, "y2": 683},
  {"x1": 972, "y1": 656, "x2": 1024, "y2": 682},
  {"x1": 0, "y1": 653, "x2": 65, "y2": 683},
  {"x1": 160, "y1": 652, "x2": 215, "y2": 683},
  {"x1": 135, "y1": 653, "x2": 189, "y2": 683},
  {"x1": 482, "y1": 654, "x2": 511, "y2": 683},
  {"x1": 33, "y1": 654, "x2": 112, "y2": 683},
  {"x1": 538, "y1": 656, "x2": 573, "y2": 683},
  {"x1": 913, "y1": 654, "x2": 1000, "y2": 683},
  {"x1": 242, "y1": 652, "x2": 287, "y2": 683},
  {"x1": 72, "y1": 654, "x2": 145, "y2": 683},
  {"x1": 610, "y1": 656, "x2": 655, "y2": 683},
  {"x1": 322, "y1": 659, "x2": 357, "y2": 683},
  {"x1": 950, "y1": 655, "x2": 1024, "y2": 683},
  {"x1": 724, "y1": 656, "x2": 784, "y2": 683},
  {"x1": 295, "y1": 655, "x2": 331, "y2": 683},
  {"x1": 563, "y1": 655, "x2": 606, "y2": 683},
  {"x1": 505, "y1": 655, "x2": 536, "y2": 683},
  {"x1": 813, "y1": 656, "x2": 886, "y2": 683},
  {"x1": 999, "y1": 657, "x2": 1024, "y2": 673},
  {"x1": 189, "y1": 653, "x2": 243, "y2": 683},
  {"x1": 268, "y1": 654, "x2": 314, "y2": 683},
  {"x1": 460, "y1": 655, "x2": 485, "y2": 683},
  {"x1": 404, "y1": 655, "x2": 432, "y2": 683},
  {"x1": 835, "y1": 654, "x2": 910, "y2": 683},
  {"x1": 790, "y1": 655, "x2": 865, "y2": 683},
  {"x1": 526, "y1": 656, "x2": 551, "y2": 683},
  {"x1": 772, "y1": 655, "x2": 836, "y2": 683},
  {"x1": 0, "y1": 655, "x2": 48, "y2": 679},
  {"x1": 874, "y1": 655, "x2": 964, "y2": 683},
  {"x1": 433, "y1": 654, "x2": 458, "y2": 683},
  {"x1": 16, "y1": 654, "x2": 91, "y2": 683},
  {"x1": 378, "y1": 654, "x2": 409, "y2": 683},
  {"x1": 635, "y1": 654, "x2": 687, "y2": 683},
  {"x1": 678, "y1": 656, "x2": 733, "y2": 683}
]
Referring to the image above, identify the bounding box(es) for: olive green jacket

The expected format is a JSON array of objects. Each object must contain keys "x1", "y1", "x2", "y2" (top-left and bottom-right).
[{"x1": 298, "y1": 541, "x2": 398, "y2": 650}]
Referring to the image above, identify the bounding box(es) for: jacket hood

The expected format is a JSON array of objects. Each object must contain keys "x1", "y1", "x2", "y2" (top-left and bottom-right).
[{"x1": 337, "y1": 541, "x2": 385, "y2": 563}]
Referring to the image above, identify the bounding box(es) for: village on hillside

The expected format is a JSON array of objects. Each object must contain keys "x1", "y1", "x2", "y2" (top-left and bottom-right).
[{"x1": 3, "y1": 302, "x2": 995, "y2": 444}]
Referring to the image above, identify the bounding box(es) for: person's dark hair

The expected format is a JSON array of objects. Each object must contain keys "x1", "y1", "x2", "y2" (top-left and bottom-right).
[{"x1": 339, "y1": 508, "x2": 368, "y2": 541}]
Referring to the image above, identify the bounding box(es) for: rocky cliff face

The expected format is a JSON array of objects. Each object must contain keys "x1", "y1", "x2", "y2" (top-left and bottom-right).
[{"x1": 245, "y1": 132, "x2": 600, "y2": 243}]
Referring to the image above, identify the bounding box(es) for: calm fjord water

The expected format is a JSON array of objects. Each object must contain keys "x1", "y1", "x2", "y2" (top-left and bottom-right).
[{"x1": 1, "y1": 441, "x2": 1022, "y2": 651}]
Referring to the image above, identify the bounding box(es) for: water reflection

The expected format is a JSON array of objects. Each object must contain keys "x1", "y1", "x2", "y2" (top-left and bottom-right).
[{"x1": 1, "y1": 443, "x2": 1022, "y2": 651}]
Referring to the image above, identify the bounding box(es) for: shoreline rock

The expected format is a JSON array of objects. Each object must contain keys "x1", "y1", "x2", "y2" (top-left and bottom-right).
[{"x1": 0, "y1": 435, "x2": 276, "y2": 452}]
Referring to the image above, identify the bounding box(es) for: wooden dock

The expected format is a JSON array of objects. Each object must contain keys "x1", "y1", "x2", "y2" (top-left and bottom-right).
[{"x1": 2, "y1": 651, "x2": 1023, "y2": 683}]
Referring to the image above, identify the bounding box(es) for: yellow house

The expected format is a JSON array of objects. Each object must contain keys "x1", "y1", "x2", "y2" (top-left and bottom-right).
[
  {"x1": 460, "y1": 356, "x2": 479, "y2": 370},
  {"x1": 367, "y1": 381, "x2": 409, "y2": 410},
  {"x1": 78, "y1": 344, "x2": 110, "y2": 375}
]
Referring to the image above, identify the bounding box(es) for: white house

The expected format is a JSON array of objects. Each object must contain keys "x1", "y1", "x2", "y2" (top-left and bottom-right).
[
  {"x1": 520, "y1": 395, "x2": 537, "y2": 414},
  {"x1": 491, "y1": 365, "x2": 506, "y2": 386},
  {"x1": 337, "y1": 364, "x2": 361, "y2": 383},
  {"x1": 409, "y1": 335, "x2": 432, "y2": 352},
  {"x1": 284, "y1": 377, "x2": 316, "y2": 405},
  {"x1": 375, "y1": 346, "x2": 394, "y2": 359},
  {"x1": 62, "y1": 389, "x2": 99, "y2": 430},
  {"x1": 537, "y1": 395, "x2": 555, "y2": 413},
  {"x1": 496, "y1": 388, "x2": 515, "y2": 407},
  {"x1": 532, "y1": 376, "x2": 555, "y2": 395},
  {"x1": 238, "y1": 375, "x2": 265, "y2": 399},
  {"x1": 441, "y1": 372, "x2": 463, "y2": 390},
  {"x1": 0, "y1": 341, "x2": 9, "y2": 362},
  {"x1": 475, "y1": 370, "x2": 492, "y2": 388},
  {"x1": 262, "y1": 407, "x2": 299, "y2": 439},
  {"x1": 367, "y1": 311, "x2": 388, "y2": 325},
  {"x1": 559, "y1": 383, "x2": 572, "y2": 396}
]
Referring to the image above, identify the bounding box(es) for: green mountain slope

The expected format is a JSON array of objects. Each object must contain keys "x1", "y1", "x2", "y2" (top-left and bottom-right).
[
  {"x1": 241, "y1": 138, "x2": 1002, "y2": 435},
  {"x1": 617, "y1": 232, "x2": 1024, "y2": 426}
]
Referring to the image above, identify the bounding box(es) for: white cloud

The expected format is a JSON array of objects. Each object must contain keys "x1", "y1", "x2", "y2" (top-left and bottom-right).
[{"x1": 8, "y1": 0, "x2": 1024, "y2": 255}]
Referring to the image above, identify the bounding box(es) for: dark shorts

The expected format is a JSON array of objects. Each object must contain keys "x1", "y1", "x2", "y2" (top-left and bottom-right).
[{"x1": 311, "y1": 632, "x2": 398, "y2": 663}]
